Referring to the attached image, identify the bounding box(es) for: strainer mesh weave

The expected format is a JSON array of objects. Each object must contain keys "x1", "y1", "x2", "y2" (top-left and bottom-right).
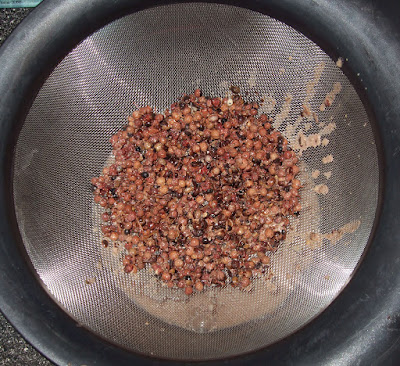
[{"x1": 12, "y1": 3, "x2": 378, "y2": 360}]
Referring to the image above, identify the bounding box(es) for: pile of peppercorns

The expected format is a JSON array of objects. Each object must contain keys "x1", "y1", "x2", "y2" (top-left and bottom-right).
[{"x1": 91, "y1": 89, "x2": 301, "y2": 295}]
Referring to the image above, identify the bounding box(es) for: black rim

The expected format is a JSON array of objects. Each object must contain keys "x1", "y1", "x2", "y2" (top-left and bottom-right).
[{"x1": 0, "y1": 0, "x2": 400, "y2": 365}]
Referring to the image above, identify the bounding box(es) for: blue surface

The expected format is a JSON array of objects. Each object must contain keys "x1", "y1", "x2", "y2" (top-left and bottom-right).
[{"x1": 0, "y1": 0, "x2": 42, "y2": 8}]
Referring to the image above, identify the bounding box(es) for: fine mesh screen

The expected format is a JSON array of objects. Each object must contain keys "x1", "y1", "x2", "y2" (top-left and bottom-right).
[{"x1": 12, "y1": 3, "x2": 379, "y2": 361}]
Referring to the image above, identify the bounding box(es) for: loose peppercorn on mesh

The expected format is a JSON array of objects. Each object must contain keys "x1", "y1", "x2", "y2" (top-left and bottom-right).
[{"x1": 12, "y1": 3, "x2": 379, "y2": 361}]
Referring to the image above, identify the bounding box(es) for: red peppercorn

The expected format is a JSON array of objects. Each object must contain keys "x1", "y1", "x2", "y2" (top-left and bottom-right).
[{"x1": 92, "y1": 90, "x2": 301, "y2": 293}]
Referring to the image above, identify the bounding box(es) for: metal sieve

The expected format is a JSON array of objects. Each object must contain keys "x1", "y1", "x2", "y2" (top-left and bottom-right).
[
  {"x1": 11, "y1": 3, "x2": 379, "y2": 361},
  {"x1": 1, "y1": 0, "x2": 400, "y2": 365}
]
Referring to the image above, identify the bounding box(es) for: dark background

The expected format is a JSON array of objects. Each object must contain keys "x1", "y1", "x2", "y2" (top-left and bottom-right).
[{"x1": 0, "y1": 8, "x2": 54, "y2": 366}]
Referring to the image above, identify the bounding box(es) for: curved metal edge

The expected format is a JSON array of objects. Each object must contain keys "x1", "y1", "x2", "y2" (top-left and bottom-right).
[{"x1": 0, "y1": 0, "x2": 399, "y2": 365}]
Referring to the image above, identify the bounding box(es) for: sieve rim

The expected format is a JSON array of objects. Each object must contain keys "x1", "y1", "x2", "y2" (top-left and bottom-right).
[{"x1": 0, "y1": 0, "x2": 399, "y2": 365}]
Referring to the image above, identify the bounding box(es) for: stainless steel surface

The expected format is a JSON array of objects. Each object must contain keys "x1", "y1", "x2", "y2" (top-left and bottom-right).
[{"x1": 12, "y1": 3, "x2": 379, "y2": 361}]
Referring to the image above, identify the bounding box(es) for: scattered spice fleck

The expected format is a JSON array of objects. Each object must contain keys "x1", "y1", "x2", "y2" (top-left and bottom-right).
[
  {"x1": 320, "y1": 82, "x2": 342, "y2": 111},
  {"x1": 321, "y1": 138, "x2": 329, "y2": 147},
  {"x1": 312, "y1": 112, "x2": 319, "y2": 124},
  {"x1": 314, "y1": 184, "x2": 329, "y2": 195},
  {"x1": 320, "y1": 122, "x2": 336, "y2": 136},
  {"x1": 336, "y1": 57, "x2": 344, "y2": 68},
  {"x1": 306, "y1": 220, "x2": 361, "y2": 249},
  {"x1": 301, "y1": 104, "x2": 311, "y2": 117},
  {"x1": 322, "y1": 154, "x2": 334, "y2": 164},
  {"x1": 312, "y1": 170, "x2": 320, "y2": 179}
]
